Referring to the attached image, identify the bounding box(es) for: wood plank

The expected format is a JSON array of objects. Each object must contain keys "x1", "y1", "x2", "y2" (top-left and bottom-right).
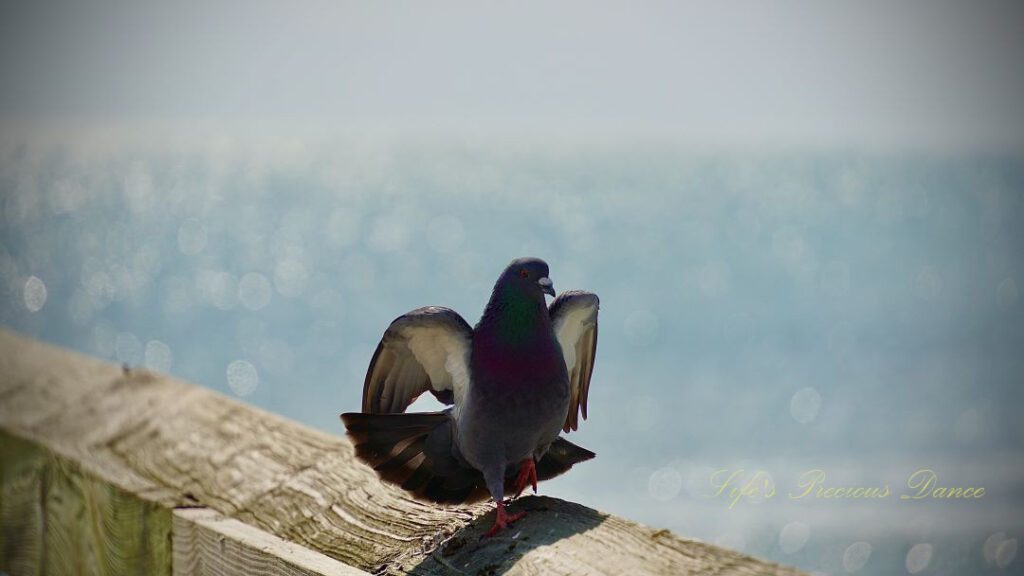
[
  {"x1": 0, "y1": 431, "x2": 172, "y2": 576},
  {"x1": 0, "y1": 328, "x2": 807, "y2": 575},
  {"x1": 172, "y1": 508, "x2": 368, "y2": 576}
]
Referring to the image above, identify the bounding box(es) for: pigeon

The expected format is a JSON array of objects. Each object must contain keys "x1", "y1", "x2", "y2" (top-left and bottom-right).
[{"x1": 341, "y1": 256, "x2": 599, "y2": 537}]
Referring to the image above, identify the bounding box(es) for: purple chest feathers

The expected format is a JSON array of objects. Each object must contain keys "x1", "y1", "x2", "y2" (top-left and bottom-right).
[{"x1": 472, "y1": 325, "x2": 566, "y2": 388}]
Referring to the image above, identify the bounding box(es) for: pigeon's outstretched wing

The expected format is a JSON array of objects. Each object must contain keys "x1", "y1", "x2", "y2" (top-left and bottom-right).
[
  {"x1": 549, "y1": 291, "x2": 599, "y2": 432},
  {"x1": 362, "y1": 306, "x2": 473, "y2": 414}
]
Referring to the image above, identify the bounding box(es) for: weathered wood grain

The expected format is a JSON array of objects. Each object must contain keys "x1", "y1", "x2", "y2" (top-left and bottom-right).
[
  {"x1": 0, "y1": 431, "x2": 173, "y2": 576},
  {"x1": 172, "y1": 508, "x2": 368, "y2": 576},
  {"x1": 0, "y1": 328, "x2": 807, "y2": 575}
]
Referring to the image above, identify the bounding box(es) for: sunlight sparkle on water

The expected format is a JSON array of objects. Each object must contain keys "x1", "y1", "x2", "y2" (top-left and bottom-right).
[
  {"x1": 790, "y1": 387, "x2": 822, "y2": 424},
  {"x1": 208, "y1": 272, "x2": 239, "y2": 310},
  {"x1": 648, "y1": 466, "x2": 682, "y2": 501},
  {"x1": 779, "y1": 521, "x2": 810, "y2": 555},
  {"x1": 905, "y1": 543, "x2": 933, "y2": 574},
  {"x1": 226, "y1": 359, "x2": 259, "y2": 396},
  {"x1": 238, "y1": 272, "x2": 272, "y2": 311},
  {"x1": 842, "y1": 541, "x2": 871, "y2": 573},
  {"x1": 144, "y1": 340, "x2": 173, "y2": 373},
  {"x1": 274, "y1": 260, "x2": 308, "y2": 298},
  {"x1": 985, "y1": 532, "x2": 1018, "y2": 570},
  {"x1": 23, "y1": 275, "x2": 47, "y2": 312},
  {"x1": 996, "y1": 539, "x2": 1018, "y2": 569}
]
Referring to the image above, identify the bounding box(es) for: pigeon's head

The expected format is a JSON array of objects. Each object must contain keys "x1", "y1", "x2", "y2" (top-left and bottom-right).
[{"x1": 501, "y1": 256, "x2": 555, "y2": 298}]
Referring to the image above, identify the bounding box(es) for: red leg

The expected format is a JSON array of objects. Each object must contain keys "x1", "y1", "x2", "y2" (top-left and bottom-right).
[
  {"x1": 483, "y1": 500, "x2": 526, "y2": 538},
  {"x1": 513, "y1": 458, "x2": 538, "y2": 498}
]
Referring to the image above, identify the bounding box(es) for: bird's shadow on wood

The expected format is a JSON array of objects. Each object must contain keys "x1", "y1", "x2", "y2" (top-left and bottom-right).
[{"x1": 406, "y1": 495, "x2": 607, "y2": 576}]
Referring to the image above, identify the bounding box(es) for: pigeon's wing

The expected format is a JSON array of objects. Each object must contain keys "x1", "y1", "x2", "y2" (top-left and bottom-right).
[
  {"x1": 362, "y1": 306, "x2": 473, "y2": 414},
  {"x1": 549, "y1": 290, "x2": 599, "y2": 432}
]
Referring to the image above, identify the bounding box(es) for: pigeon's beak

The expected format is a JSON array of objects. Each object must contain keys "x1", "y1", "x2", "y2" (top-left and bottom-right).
[{"x1": 538, "y1": 277, "x2": 555, "y2": 297}]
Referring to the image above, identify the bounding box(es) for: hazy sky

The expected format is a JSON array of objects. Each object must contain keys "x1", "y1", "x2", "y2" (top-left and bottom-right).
[{"x1": 2, "y1": 1, "x2": 1023, "y2": 150}]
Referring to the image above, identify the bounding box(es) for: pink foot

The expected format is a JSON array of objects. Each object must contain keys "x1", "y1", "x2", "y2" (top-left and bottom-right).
[
  {"x1": 483, "y1": 500, "x2": 526, "y2": 538},
  {"x1": 513, "y1": 458, "x2": 538, "y2": 498}
]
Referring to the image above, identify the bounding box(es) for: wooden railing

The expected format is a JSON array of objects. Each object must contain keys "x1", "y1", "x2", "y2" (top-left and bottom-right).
[{"x1": 0, "y1": 328, "x2": 806, "y2": 575}]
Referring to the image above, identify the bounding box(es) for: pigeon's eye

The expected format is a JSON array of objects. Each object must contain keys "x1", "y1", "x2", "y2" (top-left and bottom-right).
[{"x1": 519, "y1": 269, "x2": 529, "y2": 278}]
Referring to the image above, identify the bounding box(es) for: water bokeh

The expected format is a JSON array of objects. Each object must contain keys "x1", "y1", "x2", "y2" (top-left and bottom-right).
[{"x1": 2, "y1": 126, "x2": 1022, "y2": 575}]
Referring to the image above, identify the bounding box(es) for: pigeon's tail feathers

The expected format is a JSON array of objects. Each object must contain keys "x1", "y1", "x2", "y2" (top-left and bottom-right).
[
  {"x1": 340, "y1": 411, "x2": 489, "y2": 504},
  {"x1": 532, "y1": 437, "x2": 596, "y2": 484}
]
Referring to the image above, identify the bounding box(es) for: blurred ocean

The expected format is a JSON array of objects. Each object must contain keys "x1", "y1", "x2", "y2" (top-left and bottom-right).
[{"x1": 1, "y1": 125, "x2": 1022, "y2": 575}]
